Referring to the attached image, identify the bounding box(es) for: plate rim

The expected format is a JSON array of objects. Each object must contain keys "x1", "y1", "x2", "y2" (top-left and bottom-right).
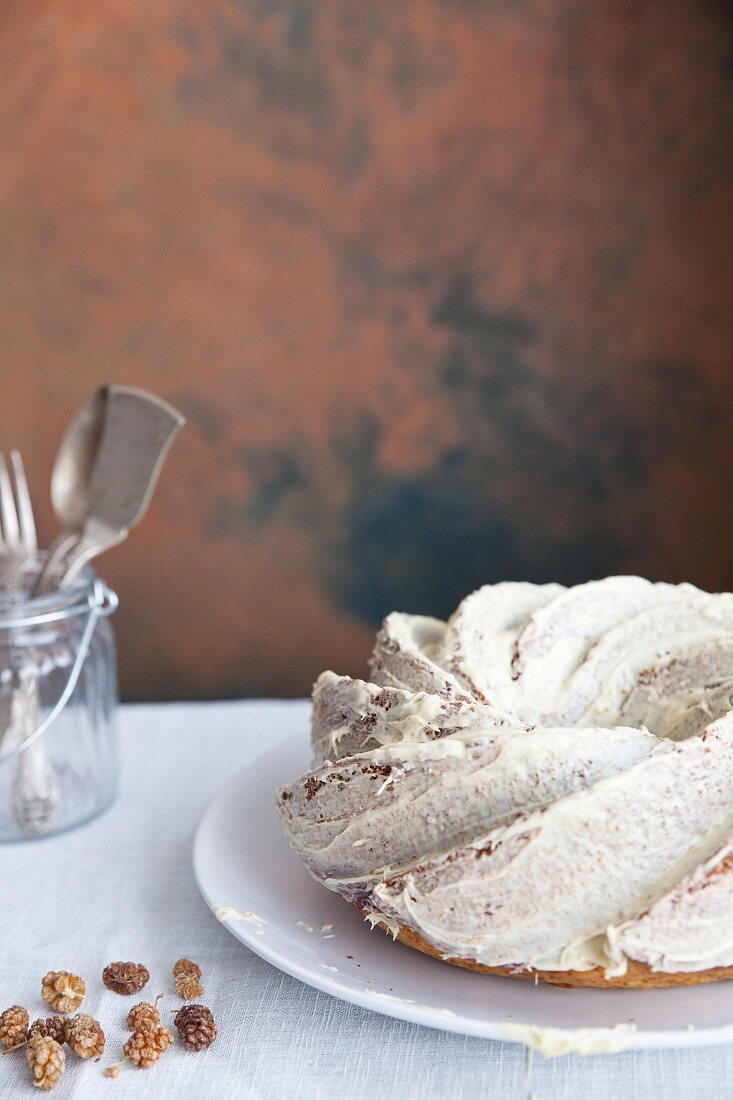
[{"x1": 192, "y1": 733, "x2": 733, "y2": 1051}]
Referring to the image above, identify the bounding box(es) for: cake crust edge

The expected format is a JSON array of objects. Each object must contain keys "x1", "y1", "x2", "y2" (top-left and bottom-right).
[{"x1": 353, "y1": 904, "x2": 733, "y2": 988}]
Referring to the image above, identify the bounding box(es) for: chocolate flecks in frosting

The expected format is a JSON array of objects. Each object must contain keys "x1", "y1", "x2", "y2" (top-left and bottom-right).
[{"x1": 304, "y1": 777, "x2": 325, "y2": 801}]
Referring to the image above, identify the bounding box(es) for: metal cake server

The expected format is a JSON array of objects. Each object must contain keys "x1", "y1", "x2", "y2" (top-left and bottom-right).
[{"x1": 34, "y1": 385, "x2": 185, "y2": 594}]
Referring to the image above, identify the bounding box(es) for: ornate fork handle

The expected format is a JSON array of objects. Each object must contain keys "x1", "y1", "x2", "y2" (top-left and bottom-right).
[{"x1": 7, "y1": 675, "x2": 59, "y2": 834}]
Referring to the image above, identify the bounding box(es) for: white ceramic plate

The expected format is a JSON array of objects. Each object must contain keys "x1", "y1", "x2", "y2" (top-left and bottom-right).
[{"x1": 193, "y1": 720, "x2": 733, "y2": 1050}]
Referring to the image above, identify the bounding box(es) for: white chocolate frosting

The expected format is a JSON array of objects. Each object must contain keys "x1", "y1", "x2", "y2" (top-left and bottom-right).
[{"x1": 277, "y1": 577, "x2": 733, "y2": 977}]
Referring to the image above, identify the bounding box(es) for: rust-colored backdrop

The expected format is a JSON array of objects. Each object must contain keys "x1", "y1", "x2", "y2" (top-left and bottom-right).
[{"x1": 1, "y1": 0, "x2": 732, "y2": 700}]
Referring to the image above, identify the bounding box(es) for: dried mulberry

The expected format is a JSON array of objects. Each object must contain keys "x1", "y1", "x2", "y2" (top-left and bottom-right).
[
  {"x1": 27, "y1": 1035, "x2": 65, "y2": 1091},
  {"x1": 102, "y1": 962, "x2": 149, "y2": 996},
  {"x1": 123, "y1": 1025, "x2": 173, "y2": 1068},
  {"x1": 174, "y1": 1004, "x2": 216, "y2": 1051},
  {"x1": 126, "y1": 996, "x2": 162, "y2": 1032},
  {"x1": 173, "y1": 958, "x2": 203, "y2": 1000},
  {"x1": 0, "y1": 1005, "x2": 29, "y2": 1050},
  {"x1": 29, "y1": 1017, "x2": 66, "y2": 1045},
  {"x1": 41, "y1": 972, "x2": 85, "y2": 1014},
  {"x1": 65, "y1": 1014, "x2": 105, "y2": 1060}
]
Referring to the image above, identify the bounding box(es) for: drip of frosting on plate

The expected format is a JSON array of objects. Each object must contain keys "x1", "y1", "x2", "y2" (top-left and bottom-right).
[
  {"x1": 278, "y1": 577, "x2": 733, "y2": 977},
  {"x1": 499, "y1": 1023, "x2": 636, "y2": 1057}
]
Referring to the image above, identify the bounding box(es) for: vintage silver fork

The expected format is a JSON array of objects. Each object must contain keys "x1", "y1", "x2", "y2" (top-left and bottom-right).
[
  {"x1": 0, "y1": 451, "x2": 37, "y2": 590},
  {"x1": 0, "y1": 451, "x2": 59, "y2": 833}
]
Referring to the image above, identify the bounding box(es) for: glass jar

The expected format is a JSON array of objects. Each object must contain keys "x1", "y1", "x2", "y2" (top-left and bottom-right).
[{"x1": 0, "y1": 563, "x2": 118, "y2": 841}]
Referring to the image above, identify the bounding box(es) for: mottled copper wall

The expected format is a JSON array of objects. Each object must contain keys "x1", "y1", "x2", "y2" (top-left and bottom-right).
[{"x1": 0, "y1": 0, "x2": 732, "y2": 699}]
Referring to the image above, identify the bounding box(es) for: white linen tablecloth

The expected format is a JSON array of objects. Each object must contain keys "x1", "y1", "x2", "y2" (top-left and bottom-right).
[{"x1": 3, "y1": 700, "x2": 733, "y2": 1099}]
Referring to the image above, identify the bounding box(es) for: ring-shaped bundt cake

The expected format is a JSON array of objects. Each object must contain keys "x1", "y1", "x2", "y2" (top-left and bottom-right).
[{"x1": 278, "y1": 578, "x2": 733, "y2": 988}]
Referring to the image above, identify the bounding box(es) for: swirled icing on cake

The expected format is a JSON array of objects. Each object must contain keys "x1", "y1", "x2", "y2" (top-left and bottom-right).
[{"x1": 277, "y1": 577, "x2": 733, "y2": 977}]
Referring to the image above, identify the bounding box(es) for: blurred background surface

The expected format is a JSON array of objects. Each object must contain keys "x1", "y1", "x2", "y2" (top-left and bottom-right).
[{"x1": 1, "y1": 0, "x2": 732, "y2": 700}]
